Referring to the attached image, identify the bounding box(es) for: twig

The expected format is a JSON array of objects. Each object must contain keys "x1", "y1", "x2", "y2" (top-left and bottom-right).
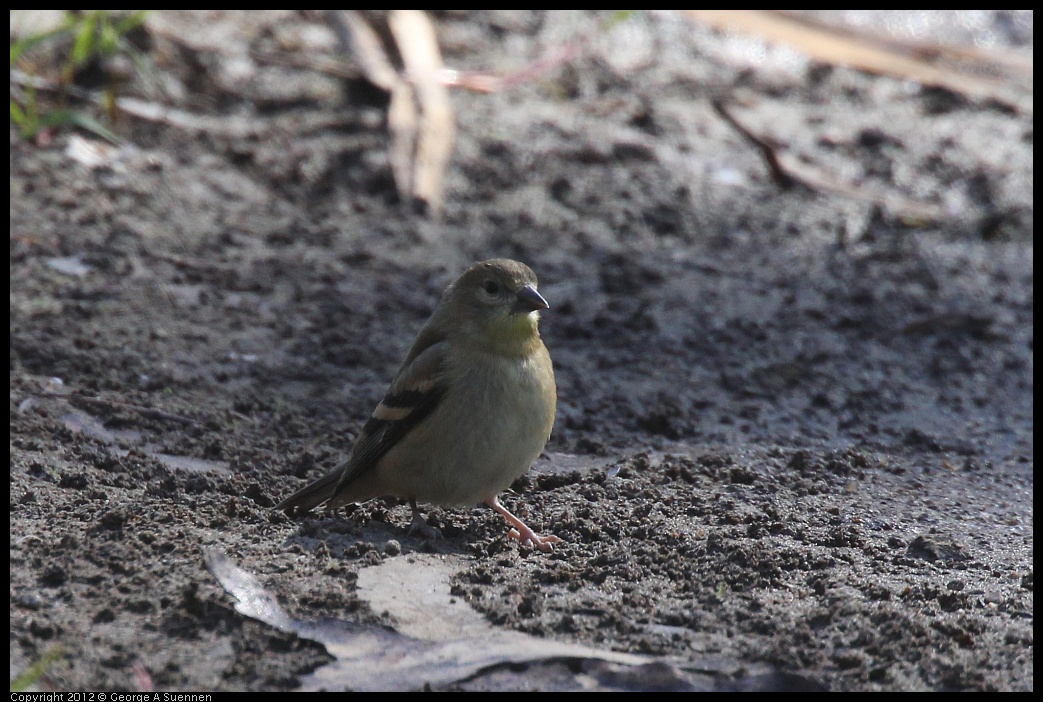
[
  {"x1": 330, "y1": 10, "x2": 455, "y2": 217},
  {"x1": 712, "y1": 99, "x2": 944, "y2": 222},
  {"x1": 438, "y1": 43, "x2": 587, "y2": 94},
  {"x1": 711, "y1": 99, "x2": 796, "y2": 188},
  {"x1": 70, "y1": 395, "x2": 197, "y2": 426},
  {"x1": 388, "y1": 10, "x2": 455, "y2": 216},
  {"x1": 685, "y1": 10, "x2": 1030, "y2": 113}
]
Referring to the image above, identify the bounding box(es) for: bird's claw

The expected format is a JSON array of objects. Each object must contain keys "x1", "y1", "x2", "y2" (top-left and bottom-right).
[
  {"x1": 408, "y1": 512, "x2": 442, "y2": 541},
  {"x1": 508, "y1": 527, "x2": 561, "y2": 552}
]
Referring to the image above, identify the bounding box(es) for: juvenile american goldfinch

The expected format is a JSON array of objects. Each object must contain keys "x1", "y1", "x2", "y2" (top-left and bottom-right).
[{"x1": 277, "y1": 259, "x2": 560, "y2": 551}]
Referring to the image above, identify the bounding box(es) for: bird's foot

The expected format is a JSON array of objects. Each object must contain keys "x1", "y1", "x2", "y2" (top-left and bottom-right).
[
  {"x1": 507, "y1": 526, "x2": 561, "y2": 552},
  {"x1": 408, "y1": 500, "x2": 442, "y2": 541},
  {"x1": 486, "y1": 496, "x2": 560, "y2": 553}
]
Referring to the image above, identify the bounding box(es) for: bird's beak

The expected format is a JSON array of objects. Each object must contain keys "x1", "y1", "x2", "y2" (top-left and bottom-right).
[{"x1": 513, "y1": 284, "x2": 549, "y2": 313}]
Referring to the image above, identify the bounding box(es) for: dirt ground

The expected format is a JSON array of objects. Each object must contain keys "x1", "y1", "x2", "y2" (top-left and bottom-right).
[{"x1": 9, "y1": 11, "x2": 1033, "y2": 692}]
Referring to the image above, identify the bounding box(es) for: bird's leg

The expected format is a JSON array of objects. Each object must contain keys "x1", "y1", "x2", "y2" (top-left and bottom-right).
[
  {"x1": 486, "y1": 496, "x2": 560, "y2": 552},
  {"x1": 407, "y1": 499, "x2": 441, "y2": 540}
]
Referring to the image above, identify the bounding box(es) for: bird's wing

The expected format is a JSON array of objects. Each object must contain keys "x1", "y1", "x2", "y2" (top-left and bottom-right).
[{"x1": 331, "y1": 338, "x2": 448, "y2": 496}]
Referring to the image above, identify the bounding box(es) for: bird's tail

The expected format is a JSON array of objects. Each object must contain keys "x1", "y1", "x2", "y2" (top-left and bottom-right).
[{"x1": 276, "y1": 468, "x2": 341, "y2": 515}]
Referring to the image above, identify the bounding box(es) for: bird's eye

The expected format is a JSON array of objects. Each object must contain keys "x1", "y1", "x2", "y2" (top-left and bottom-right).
[{"x1": 483, "y1": 280, "x2": 501, "y2": 296}]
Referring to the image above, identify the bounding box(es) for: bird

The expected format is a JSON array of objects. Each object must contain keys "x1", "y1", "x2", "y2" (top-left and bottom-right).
[{"x1": 277, "y1": 258, "x2": 560, "y2": 551}]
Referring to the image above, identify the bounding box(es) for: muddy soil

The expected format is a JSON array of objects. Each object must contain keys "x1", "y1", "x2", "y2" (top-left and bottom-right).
[{"x1": 10, "y1": 11, "x2": 1033, "y2": 691}]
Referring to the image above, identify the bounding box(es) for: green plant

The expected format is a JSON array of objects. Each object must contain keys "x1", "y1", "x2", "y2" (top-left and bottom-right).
[
  {"x1": 10, "y1": 645, "x2": 64, "y2": 692},
  {"x1": 10, "y1": 10, "x2": 150, "y2": 141}
]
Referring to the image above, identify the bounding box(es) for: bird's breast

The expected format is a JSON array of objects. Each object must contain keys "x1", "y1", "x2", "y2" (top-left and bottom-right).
[{"x1": 376, "y1": 346, "x2": 555, "y2": 506}]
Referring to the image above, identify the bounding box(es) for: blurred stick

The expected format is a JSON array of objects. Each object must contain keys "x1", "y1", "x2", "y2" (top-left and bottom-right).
[
  {"x1": 713, "y1": 99, "x2": 944, "y2": 223},
  {"x1": 389, "y1": 10, "x2": 455, "y2": 217},
  {"x1": 438, "y1": 43, "x2": 586, "y2": 94},
  {"x1": 334, "y1": 10, "x2": 454, "y2": 217},
  {"x1": 685, "y1": 10, "x2": 1031, "y2": 113},
  {"x1": 710, "y1": 99, "x2": 795, "y2": 188}
]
